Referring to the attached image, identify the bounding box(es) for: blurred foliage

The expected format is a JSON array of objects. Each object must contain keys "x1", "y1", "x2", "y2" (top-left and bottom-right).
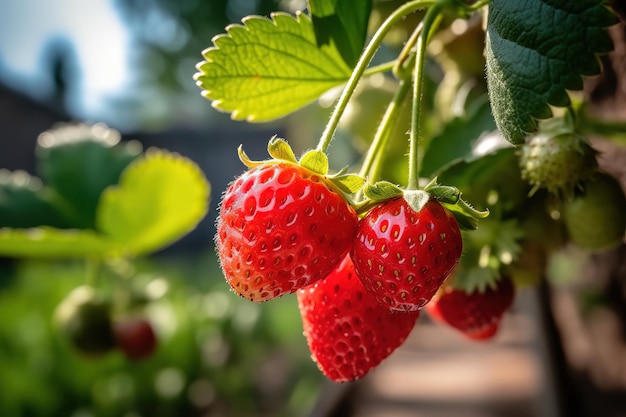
[{"x1": 0, "y1": 252, "x2": 322, "y2": 417}]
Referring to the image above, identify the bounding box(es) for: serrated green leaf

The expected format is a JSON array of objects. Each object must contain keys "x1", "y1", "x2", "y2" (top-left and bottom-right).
[
  {"x1": 267, "y1": 136, "x2": 298, "y2": 163},
  {"x1": 309, "y1": 0, "x2": 373, "y2": 67},
  {"x1": 36, "y1": 123, "x2": 142, "y2": 229},
  {"x1": 96, "y1": 150, "x2": 210, "y2": 256},
  {"x1": 299, "y1": 150, "x2": 329, "y2": 175},
  {"x1": 363, "y1": 181, "x2": 403, "y2": 201},
  {"x1": 329, "y1": 173, "x2": 366, "y2": 194},
  {"x1": 0, "y1": 227, "x2": 117, "y2": 258},
  {"x1": 485, "y1": 0, "x2": 618, "y2": 144},
  {"x1": 0, "y1": 171, "x2": 72, "y2": 229},
  {"x1": 195, "y1": 12, "x2": 352, "y2": 122}
]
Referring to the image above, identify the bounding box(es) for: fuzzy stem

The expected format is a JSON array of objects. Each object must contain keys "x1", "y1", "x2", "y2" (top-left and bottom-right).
[
  {"x1": 407, "y1": 4, "x2": 443, "y2": 190},
  {"x1": 316, "y1": 0, "x2": 436, "y2": 153},
  {"x1": 359, "y1": 78, "x2": 412, "y2": 181}
]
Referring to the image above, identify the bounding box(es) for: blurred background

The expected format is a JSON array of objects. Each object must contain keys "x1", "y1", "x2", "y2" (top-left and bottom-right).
[{"x1": 1, "y1": 1, "x2": 625, "y2": 417}]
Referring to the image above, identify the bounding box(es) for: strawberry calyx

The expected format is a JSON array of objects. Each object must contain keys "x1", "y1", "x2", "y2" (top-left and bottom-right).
[
  {"x1": 358, "y1": 177, "x2": 489, "y2": 228},
  {"x1": 238, "y1": 136, "x2": 366, "y2": 198}
]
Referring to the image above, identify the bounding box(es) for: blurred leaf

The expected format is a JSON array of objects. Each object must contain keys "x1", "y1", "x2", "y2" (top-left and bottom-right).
[
  {"x1": 36, "y1": 123, "x2": 142, "y2": 229},
  {"x1": 97, "y1": 150, "x2": 210, "y2": 256},
  {"x1": 309, "y1": 0, "x2": 373, "y2": 67},
  {"x1": 437, "y1": 147, "x2": 517, "y2": 193},
  {"x1": 0, "y1": 227, "x2": 116, "y2": 258},
  {"x1": 420, "y1": 97, "x2": 496, "y2": 178},
  {"x1": 0, "y1": 171, "x2": 71, "y2": 229},
  {"x1": 195, "y1": 12, "x2": 351, "y2": 121}
]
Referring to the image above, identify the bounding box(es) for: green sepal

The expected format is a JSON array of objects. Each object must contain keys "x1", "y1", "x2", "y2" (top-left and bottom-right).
[
  {"x1": 267, "y1": 136, "x2": 298, "y2": 163},
  {"x1": 363, "y1": 181, "x2": 404, "y2": 202},
  {"x1": 328, "y1": 173, "x2": 366, "y2": 195},
  {"x1": 237, "y1": 145, "x2": 264, "y2": 169},
  {"x1": 299, "y1": 149, "x2": 329, "y2": 175},
  {"x1": 441, "y1": 198, "x2": 489, "y2": 230},
  {"x1": 426, "y1": 185, "x2": 461, "y2": 205},
  {"x1": 451, "y1": 266, "x2": 501, "y2": 294}
]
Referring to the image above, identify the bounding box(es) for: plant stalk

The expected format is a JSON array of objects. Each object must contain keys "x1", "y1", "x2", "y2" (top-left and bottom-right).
[
  {"x1": 317, "y1": 0, "x2": 436, "y2": 153},
  {"x1": 407, "y1": 4, "x2": 443, "y2": 190}
]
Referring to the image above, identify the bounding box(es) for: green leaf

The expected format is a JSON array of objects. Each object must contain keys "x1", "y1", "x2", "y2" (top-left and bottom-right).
[
  {"x1": 36, "y1": 123, "x2": 142, "y2": 229},
  {"x1": 0, "y1": 227, "x2": 117, "y2": 258},
  {"x1": 96, "y1": 150, "x2": 210, "y2": 256},
  {"x1": 195, "y1": 12, "x2": 352, "y2": 122},
  {"x1": 309, "y1": 0, "x2": 373, "y2": 67},
  {"x1": 0, "y1": 170, "x2": 71, "y2": 229},
  {"x1": 420, "y1": 98, "x2": 496, "y2": 177},
  {"x1": 299, "y1": 150, "x2": 329, "y2": 175},
  {"x1": 485, "y1": 0, "x2": 618, "y2": 144}
]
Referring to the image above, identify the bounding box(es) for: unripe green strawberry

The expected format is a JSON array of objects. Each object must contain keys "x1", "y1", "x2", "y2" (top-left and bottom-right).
[
  {"x1": 519, "y1": 131, "x2": 597, "y2": 198},
  {"x1": 563, "y1": 173, "x2": 626, "y2": 250},
  {"x1": 54, "y1": 286, "x2": 116, "y2": 356}
]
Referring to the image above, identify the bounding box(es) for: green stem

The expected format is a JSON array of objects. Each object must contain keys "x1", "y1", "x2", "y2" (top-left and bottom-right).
[
  {"x1": 407, "y1": 4, "x2": 443, "y2": 190},
  {"x1": 462, "y1": 0, "x2": 491, "y2": 12},
  {"x1": 358, "y1": 77, "x2": 412, "y2": 181},
  {"x1": 316, "y1": 0, "x2": 436, "y2": 153},
  {"x1": 363, "y1": 60, "x2": 396, "y2": 76},
  {"x1": 84, "y1": 258, "x2": 102, "y2": 287},
  {"x1": 393, "y1": 21, "x2": 423, "y2": 79}
]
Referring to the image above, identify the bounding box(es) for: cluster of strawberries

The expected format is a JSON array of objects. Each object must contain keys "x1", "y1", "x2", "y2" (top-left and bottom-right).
[{"x1": 216, "y1": 158, "x2": 515, "y2": 382}]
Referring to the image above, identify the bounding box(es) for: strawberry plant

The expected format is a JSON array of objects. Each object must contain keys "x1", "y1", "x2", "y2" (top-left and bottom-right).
[
  {"x1": 193, "y1": 0, "x2": 625, "y2": 384},
  {"x1": 0, "y1": 122, "x2": 210, "y2": 361}
]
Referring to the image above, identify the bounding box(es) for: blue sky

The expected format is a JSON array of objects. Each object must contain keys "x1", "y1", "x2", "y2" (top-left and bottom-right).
[{"x1": 0, "y1": 0, "x2": 131, "y2": 122}]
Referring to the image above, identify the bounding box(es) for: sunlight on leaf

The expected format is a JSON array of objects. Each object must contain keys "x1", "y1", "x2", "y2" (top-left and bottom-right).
[
  {"x1": 0, "y1": 227, "x2": 117, "y2": 258},
  {"x1": 194, "y1": 12, "x2": 352, "y2": 122},
  {"x1": 97, "y1": 150, "x2": 210, "y2": 256}
]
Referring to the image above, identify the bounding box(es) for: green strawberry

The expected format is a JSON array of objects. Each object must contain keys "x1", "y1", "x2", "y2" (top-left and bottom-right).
[
  {"x1": 519, "y1": 130, "x2": 597, "y2": 198},
  {"x1": 54, "y1": 286, "x2": 116, "y2": 356},
  {"x1": 563, "y1": 173, "x2": 626, "y2": 250}
]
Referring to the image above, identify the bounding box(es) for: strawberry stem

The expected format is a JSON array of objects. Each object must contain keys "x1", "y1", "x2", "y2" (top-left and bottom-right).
[
  {"x1": 316, "y1": 0, "x2": 436, "y2": 154},
  {"x1": 407, "y1": 4, "x2": 443, "y2": 190},
  {"x1": 358, "y1": 78, "x2": 412, "y2": 182}
]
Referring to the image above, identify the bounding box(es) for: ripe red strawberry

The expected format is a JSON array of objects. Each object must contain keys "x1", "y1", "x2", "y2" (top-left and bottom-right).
[
  {"x1": 113, "y1": 317, "x2": 158, "y2": 360},
  {"x1": 426, "y1": 277, "x2": 515, "y2": 340},
  {"x1": 297, "y1": 255, "x2": 420, "y2": 382},
  {"x1": 350, "y1": 198, "x2": 462, "y2": 312},
  {"x1": 217, "y1": 162, "x2": 358, "y2": 302}
]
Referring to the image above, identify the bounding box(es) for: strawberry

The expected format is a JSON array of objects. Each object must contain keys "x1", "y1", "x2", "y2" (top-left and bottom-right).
[
  {"x1": 519, "y1": 130, "x2": 597, "y2": 198},
  {"x1": 113, "y1": 317, "x2": 158, "y2": 360},
  {"x1": 426, "y1": 276, "x2": 515, "y2": 340},
  {"x1": 350, "y1": 198, "x2": 462, "y2": 312},
  {"x1": 216, "y1": 162, "x2": 358, "y2": 302},
  {"x1": 297, "y1": 255, "x2": 420, "y2": 382},
  {"x1": 563, "y1": 172, "x2": 626, "y2": 250}
]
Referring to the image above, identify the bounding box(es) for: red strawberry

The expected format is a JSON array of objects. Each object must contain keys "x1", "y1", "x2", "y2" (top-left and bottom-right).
[
  {"x1": 113, "y1": 317, "x2": 158, "y2": 360},
  {"x1": 217, "y1": 162, "x2": 358, "y2": 302},
  {"x1": 297, "y1": 255, "x2": 420, "y2": 382},
  {"x1": 426, "y1": 277, "x2": 515, "y2": 340},
  {"x1": 351, "y1": 198, "x2": 462, "y2": 312}
]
